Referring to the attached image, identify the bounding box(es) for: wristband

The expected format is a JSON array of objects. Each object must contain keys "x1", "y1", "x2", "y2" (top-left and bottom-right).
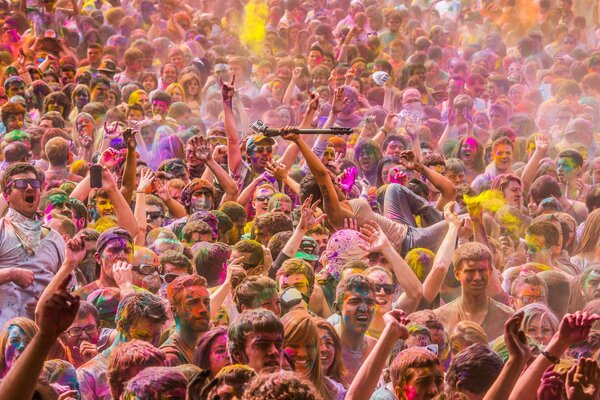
[{"x1": 541, "y1": 350, "x2": 560, "y2": 364}]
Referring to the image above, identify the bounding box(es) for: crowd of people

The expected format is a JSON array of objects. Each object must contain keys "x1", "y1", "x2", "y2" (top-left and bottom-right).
[{"x1": 0, "y1": 0, "x2": 599, "y2": 398}]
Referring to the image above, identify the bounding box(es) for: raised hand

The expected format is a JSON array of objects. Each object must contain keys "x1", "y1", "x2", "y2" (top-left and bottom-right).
[
  {"x1": 343, "y1": 218, "x2": 359, "y2": 231},
  {"x1": 331, "y1": 87, "x2": 345, "y2": 114},
  {"x1": 220, "y1": 75, "x2": 236, "y2": 107},
  {"x1": 299, "y1": 194, "x2": 325, "y2": 231},
  {"x1": 358, "y1": 221, "x2": 391, "y2": 254},
  {"x1": 389, "y1": 167, "x2": 408, "y2": 185},
  {"x1": 100, "y1": 165, "x2": 117, "y2": 192},
  {"x1": 443, "y1": 201, "x2": 460, "y2": 227},
  {"x1": 292, "y1": 67, "x2": 302, "y2": 81},
  {"x1": 226, "y1": 257, "x2": 247, "y2": 287},
  {"x1": 504, "y1": 311, "x2": 531, "y2": 364},
  {"x1": 566, "y1": 358, "x2": 600, "y2": 400},
  {"x1": 383, "y1": 309, "x2": 410, "y2": 340},
  {"x1": 307, "y1": 89, "x2": 320, "y2": 113},
  {"x1": 537, "y1": 367, "x2": 564, "y2": 400},
  {"x1": 383, "y1": 112, "x2": 398, "y2": 133},
  {"x1": 196, "y1": 136, "x2": 212, "y2": 163},
  {"x1": 338, "y1": 166, "x2": 357, "y2": 193},
  {"x1": 112, "y1": 261, "x2": 134, "y2": 295},
  {"x1": 153, "y1": 178, "x2": 170, "y2": 202},
  {"x1": 398, "y1": 150, "x2": 422, "y2": 172},
  {"x1": 137, "y1": 168, "x2": 155, "y2": 194},
  {"x1": 65, "y1": 236, "x2": 87, "y2": 267},
  {"x1": 212, "y1": 145, "x2": 227, "y2": 164},
  {"x1": 557, "y1": 312, "x2": 600, "y2": 346},
  {"x1": 535, "y1": 134, "x2": 550, "y2": 156},
  {"x1": 78, "y1": 134, "x2": 93, "y2": 150},
  {"x1": 36, "y1": 276, "x2": 80, "y2": 340},
  {"x1": 279, "y1": 125, "x2": 300, "y2": 142},
  {"x1": 123, "y1": 128, "x2": 136, "y2": 150},
  {"x1": 265, "y1": 161, "x2": 288, "y2": 181}
]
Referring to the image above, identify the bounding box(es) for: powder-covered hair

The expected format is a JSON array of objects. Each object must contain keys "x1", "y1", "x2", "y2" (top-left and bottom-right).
[
  {"x1": 121, "y1": 366, "x2": 187, "y2": 400},
  {"x1": 241, "y1": 370, "x2": 320, "y2": 400},
  {"x1": 107, "y1": 340, "x2": 166, "y2": 399}
]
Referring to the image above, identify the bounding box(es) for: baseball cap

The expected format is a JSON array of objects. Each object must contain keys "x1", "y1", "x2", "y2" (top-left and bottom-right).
[
  {"x1": 295, "y1": 236, "x2": 319, "y2": 261},
  {"x1": 246, "y1": 134, "x2": 275, "y2": 150},
  {"x1": 96, "y1": 227, "x2": 134, "y2": 254},
  {"x1": 372, "y1": 71, "x2": 390, "y2": 86}
]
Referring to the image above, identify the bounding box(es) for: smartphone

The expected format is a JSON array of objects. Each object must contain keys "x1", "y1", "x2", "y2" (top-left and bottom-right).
[{"x1": 90, "y1": 164, "x2": 102, "y2": 188}]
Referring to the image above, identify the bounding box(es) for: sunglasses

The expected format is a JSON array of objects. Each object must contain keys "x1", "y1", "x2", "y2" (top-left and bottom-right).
[
  {"x1": 147, "y1": 211, "x2": 164, "y2": 220},
  {"x1": 255, "y1": 195, "x2": 271, "y2": 202},
  {"x1": 163, "y1": 272, "x2": 183, "y2": 284},
  {"x1": 251, "y1": 146, "x2": 273, "y2": 154},
  {"x1": 132, "y1": 263, "x2": 157, "y2": 275},
  {"x1": 375, "y1": 283, "x2": 396, "y2": 295},
  {"x1": 8, "y1": 179, "x2": 42, "y2": 190}
]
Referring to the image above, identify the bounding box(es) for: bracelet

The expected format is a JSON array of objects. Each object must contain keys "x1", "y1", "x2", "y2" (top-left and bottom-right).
[{"x1": 541, "y1": 350, "x2": 560, "y2": 364}]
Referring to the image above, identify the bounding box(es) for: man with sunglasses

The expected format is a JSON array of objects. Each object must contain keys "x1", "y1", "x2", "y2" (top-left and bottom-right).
[
  {"x1": 131, "y1": 247, "x2": 162, "y2": 294},
  {"x1": 0, "y1": 162, "x2": 66, "y2": 327}
]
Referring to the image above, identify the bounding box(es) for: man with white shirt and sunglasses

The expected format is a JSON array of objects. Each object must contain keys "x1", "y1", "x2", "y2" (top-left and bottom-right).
[{"x1": 0, "y1": 162, "x2": 65, "y2": 327}]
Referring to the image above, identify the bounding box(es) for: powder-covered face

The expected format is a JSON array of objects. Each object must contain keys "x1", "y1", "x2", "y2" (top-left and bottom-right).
[
  {"x1": 251, "y1": 288, "x2": 281, "y2": 317},
  {"x1": 492, "y1": 144, "x2": 513, "y2": 172},
  {"x1": 340, "y1": 288, "x2": 375, "y2": 335},
  {"x1": 64, "y1": 314, "x2": 100, "y2": 350},
  {"x1": 45, "y1": 193, "x2": 73, "y2": 218},
  {"x1": 151, "y1": 100, "x2": 168, "y2": 116},
  {"x1": 95, "y1": 196, "x2": 115, "y2": 217},
  {"x1": 526, "y1": 315, "x2": 555, "y2": 346},
  {"x1": 175, "y1": 286, "x2": 211, "y2": 333},
  {"x1": 284, "y1": 339, "x2": 317, "y2": 376},
  {"x1": 397, "y1": 365, "x2": 444, "y2": 400},
  {"x1": 460, "y1": 138, "x2": 478, "y2": 164},
  {"x1": 4, "y1": 325, "x2": 29, "y2": 376},
  {"x1": 278, "y1": 273, "x2": 310, "y2": 297},
  {"x1": 513, "y1": 284, "x2": 545, "y2": 310},
  {"x1": 525, "y1": 234, "x2": 550, "y2": 264},
  {"x1": 318, "y1": 328, "x2": 335, "y2": 372},
  {"x1": 126, "y1": 318, "x2": 163, "y2": 347},
  {"x1": 557, "y1": 157, "x2": 579, "y2": 183},
  {"x1": 99, "y1": 238, "x2": 134, "y2": 277},
  {"x1": 455, "y1": 259, "x2": 490, "y2": 293},
  {"x1": 208, "y1": 334, "x2": 230, "y2": 377},
  {"x1": 242, "y1": 330, "x2": 283, "y2": 372},
  {"x1": 583, "y1": 270, "x2": 600, "y2": 302},
  {"x1": 357, "y1": 146, "x2": 378, "y2": 173}
]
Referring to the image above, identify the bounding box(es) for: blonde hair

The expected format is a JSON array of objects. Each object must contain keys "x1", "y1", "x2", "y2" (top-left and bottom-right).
[
  {"x1": 282, "y1": 310, "x2": 333, "y2": 400},
  {"x1": 450, "y1": 321, "x2": 489, "y2": 354},
  {"x1": 0, "y1": 318, "x2": 38, "y2": 376}
]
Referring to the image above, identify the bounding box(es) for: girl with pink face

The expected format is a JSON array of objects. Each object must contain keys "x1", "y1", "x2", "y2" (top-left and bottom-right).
[
  {"x1": 194, "y1": 327, "x2": 230, "y2": 378},
  {"x1": 450, "y1": 136, "x2": 485, "y2": 184}
]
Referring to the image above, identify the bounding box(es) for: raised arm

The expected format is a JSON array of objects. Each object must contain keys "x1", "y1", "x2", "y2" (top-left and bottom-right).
[
  {"x1": 282, "y1": 131, "x2": 353, "y2": 227},
  {"x1": 520, "y1": 134, "x2": 549, "y2": 195},
  {"x1": 133, "y1": 169, "x2": 155, "y2": 246},
  {"x1": 154, "y1": 179, "x2": 187, "y2": 219},
  {"x1": 359, "y1": 222, "x2": 423, "y2": 314},
  {"x1": 346, "y1": 310, "x2": 409, "y2": 400},
  {"x1": 399, "y1": 150, "x2": 456, "y2": 210},
  {"x1": 509, "y1": 312, "x2": 600, "y2": 400},
  {"x1": 101, "y1": 166, "x2": 138, "y2": 237},
  {"x1": 0, "y1": 276, "x2": 79, "y2": 400},
  {"x1": 209, "y1": 262, "x2": 245, "y2": 320},
  {"x1": 195, "y1": 137, "x2": 238, "y2": 204},
  {"x1": 222, "y1": 76, "x2": 243, "y2": 175},
  {"x1": 484, "y1": 312, "x2": 531, "y2": 400},
  {"x1": 422, "y1": 202, "x2": 459, "y2": 303},
  {"x1": 120, "y1": 128, "x2": 138, "y2": 204}
]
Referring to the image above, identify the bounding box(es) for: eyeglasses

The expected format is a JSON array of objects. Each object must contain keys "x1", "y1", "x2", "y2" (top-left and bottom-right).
[
  {"x1": 132, "y1": 263, "x2": 157, "y2": 275},
  {"x1": 251, "y1": 146, "x2": 273, "y2": 154},
  {"x1": 7, "y1": 179, "x2": 42, "y2": 190},
  {"x1": 147, "y1": 211, "x2": 164, "y2": 221},
  {"x1": 66, "y1": 324, "x2": 98, "y2": 337},
  {"x1": 375, "y1": 283, "x2": 396, "y2": 295},
  {"x1": 163, "y1": 272, "x2": 183, "y2": 284}
]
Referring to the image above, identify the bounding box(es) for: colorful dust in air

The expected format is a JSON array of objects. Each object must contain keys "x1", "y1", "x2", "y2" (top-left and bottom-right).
[{"x1": 240, "y1": 0, "x2": 268, "y2": 54}]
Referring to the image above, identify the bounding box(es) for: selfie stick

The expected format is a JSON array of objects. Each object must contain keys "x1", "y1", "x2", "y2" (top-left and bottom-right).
[{"x1": 249, "y1": 120, "x2": 354, "y2": 137}]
